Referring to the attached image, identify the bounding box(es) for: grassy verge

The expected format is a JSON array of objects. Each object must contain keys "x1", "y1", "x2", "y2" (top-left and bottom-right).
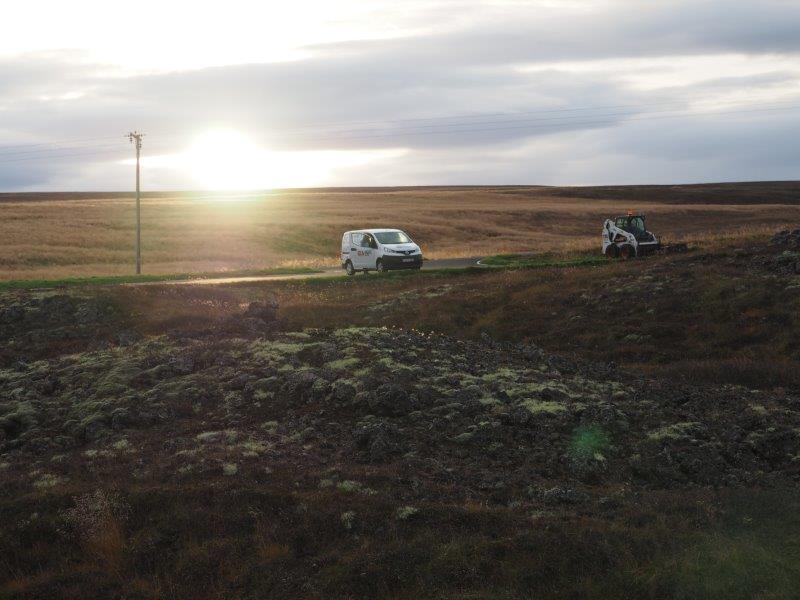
[
  {"x1": 0, "y1": 254, "x2": 607, "y2": 292},
  {"x1": 274, "y1": 256, "x2": 611, "y2": 288},
  {"x1": 478, "y1": 252, "x2": 607, "y2": 269},
  {"x1": 0, "y1": 267, "x2": 320, "y2": 291}
]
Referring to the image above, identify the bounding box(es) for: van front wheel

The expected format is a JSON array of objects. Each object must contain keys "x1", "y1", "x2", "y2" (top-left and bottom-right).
[
  {"x1": 345, "y1": 261, "x2": 355, "y2": 276},
  {"x1": 376, "y1": 259, "x2": 387, "y2": 273}
]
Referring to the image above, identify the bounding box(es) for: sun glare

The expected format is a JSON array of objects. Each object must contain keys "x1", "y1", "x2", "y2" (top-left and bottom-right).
[
  {"x1": 185, "y1": 130, "x2": 266, "y2": 190},
  {"x1": 133, "y1": 128, "x2": 406, "y2": 190}
]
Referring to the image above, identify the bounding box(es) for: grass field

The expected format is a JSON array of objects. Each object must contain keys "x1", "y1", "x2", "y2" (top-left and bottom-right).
[{"x1": 1, "y1": 182, "x2": 799, "y2": 280}]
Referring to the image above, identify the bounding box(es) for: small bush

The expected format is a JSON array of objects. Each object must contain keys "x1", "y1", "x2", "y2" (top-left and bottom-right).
[
  {"x1": 32, "y1": 472, "x2": 65, "y2": 489},
  {"x1": 341, "y1": 511, "x2": 357, "y2": 530},
  {"x1": 569, "y1": 425, "x2": 611, "y2": 464},
  {"x1": 396, "y1": 506, "x2": 419, "y2": 521}
]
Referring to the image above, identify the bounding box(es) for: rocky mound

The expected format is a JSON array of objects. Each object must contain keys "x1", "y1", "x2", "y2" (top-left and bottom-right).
[
  {"x1": 2, "y1": 325, "x2": 799, "y2": 506},
  {"x1": 771, "y1": 228, "x2": 800, "y2": 248},
  {"x1": 0, "y1": 292, "x2": 131, "y2": 367},
  {"x1": 766, "y1": 227, "x2": 800, "y2": 274}
]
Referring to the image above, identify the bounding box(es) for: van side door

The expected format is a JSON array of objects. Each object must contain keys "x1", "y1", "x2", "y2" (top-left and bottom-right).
[
  {"x1": 350, "y1": 233, "x2": 366, "y2": 269},
  {"x1": 362, "y1": 233, "x2": 378, "y2": 269}
]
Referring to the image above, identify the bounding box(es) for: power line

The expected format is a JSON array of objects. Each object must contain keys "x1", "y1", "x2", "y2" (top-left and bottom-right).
[
  {"x1": 0, "y1": 135, "x2": 124, "y2": 154},
  {"x1": 0, "y1": 100, "x2": 792, "y2": 161},
  {"x1": 225, "y1": 91, "x2": 799, "y2": 133},
  {"x1": 0, "y1": 101, "x2": 796, "y2": 166},
  {"x1": 307, "y1": 104, "x2": 800, "y2": 143},
  {"x1": 263, "y1": 96, "x2": 787, "y2": 133},
  {"x1": 0, "y1": 91, "x2": 796, "y2": 157},
  {"x1": 0, "y1": 141, "x2": 135, "y2": 159},
  {"x1": 0, "y1": 143, "x2": 172, "y2": 163},
  {"x1": 280, "y1": 101, "x2": 800, "y2": 141}
]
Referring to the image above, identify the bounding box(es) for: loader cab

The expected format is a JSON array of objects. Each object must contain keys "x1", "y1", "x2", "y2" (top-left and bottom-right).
[{"x1": 615, "y1": 215, "x2": 646, "y2": 235}]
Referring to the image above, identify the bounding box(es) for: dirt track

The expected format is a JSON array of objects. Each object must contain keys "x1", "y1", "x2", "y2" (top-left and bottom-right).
[{"x1": 126, "y1": 256, "x2": 484, "y2": 287}]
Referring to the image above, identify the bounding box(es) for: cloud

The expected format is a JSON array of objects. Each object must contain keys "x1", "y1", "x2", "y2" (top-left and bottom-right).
[
  {"x1": 313, "y1": 0, "x2": 800, "y2": 64},
  {"x1": 0, "y1": 0, "x2": 799, "y2": 189}
]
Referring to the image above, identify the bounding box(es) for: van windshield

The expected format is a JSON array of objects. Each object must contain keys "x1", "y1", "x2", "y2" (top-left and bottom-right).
[{"x1": 375, "y1": 231, "x2": 411, "y2": 244}]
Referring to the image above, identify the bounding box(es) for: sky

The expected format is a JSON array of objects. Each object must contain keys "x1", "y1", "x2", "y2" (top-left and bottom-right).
[{"x1": 0, "y1": 0, "x2": 799, "y2": 190}]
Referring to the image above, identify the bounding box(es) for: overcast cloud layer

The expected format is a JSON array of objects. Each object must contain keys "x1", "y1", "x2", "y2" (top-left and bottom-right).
[{"x1": 0, "y1": 0, "x2": 799, "y2": 190}]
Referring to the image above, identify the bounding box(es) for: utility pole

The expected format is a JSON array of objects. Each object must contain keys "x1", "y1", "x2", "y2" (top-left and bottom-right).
[{"x1": 127, "y1": 131, "x2": 144, "y2": 274}]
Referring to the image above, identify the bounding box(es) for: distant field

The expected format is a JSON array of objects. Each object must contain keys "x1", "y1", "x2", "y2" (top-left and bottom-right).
[{"x1": 1, "y1": 182, "x2": 799, "y2": 280}]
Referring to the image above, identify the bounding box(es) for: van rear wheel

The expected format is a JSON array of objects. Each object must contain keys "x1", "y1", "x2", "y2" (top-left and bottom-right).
[{"x1": 345, "y1": 261, "x2": 355, "y2": 276}]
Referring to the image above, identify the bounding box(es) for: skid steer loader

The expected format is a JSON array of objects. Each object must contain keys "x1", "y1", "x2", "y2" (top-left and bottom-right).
[{"x1": 602, "y1": 212, "x2": 660, "y2": 259}]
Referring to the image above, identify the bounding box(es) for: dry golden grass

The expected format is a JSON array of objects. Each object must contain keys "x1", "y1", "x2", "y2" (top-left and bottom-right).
[{"x1": 1, "y1": 185, "x2": 799, "y2": 280}]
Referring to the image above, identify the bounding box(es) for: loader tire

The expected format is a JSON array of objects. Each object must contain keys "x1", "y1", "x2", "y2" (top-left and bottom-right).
[
  {"x1": 619, "y1": 244, "x2": 635, "y2": 260},
  {"x1": 605, "y1": 245, "x2": 620, "y2": 259}
]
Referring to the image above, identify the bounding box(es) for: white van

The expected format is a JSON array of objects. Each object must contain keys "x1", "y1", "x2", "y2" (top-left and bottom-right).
[{"x1": 341, "y1": 229, "x2": 423, "y2": 275}]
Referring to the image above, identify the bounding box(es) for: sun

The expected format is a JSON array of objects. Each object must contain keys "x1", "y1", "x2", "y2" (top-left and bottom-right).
[
  {"x1": 148, "y1": 128, "x2": 406, "y2": 190},
  {"x1": 185, "y1": 130, "x2": 267, "y2": 190}
]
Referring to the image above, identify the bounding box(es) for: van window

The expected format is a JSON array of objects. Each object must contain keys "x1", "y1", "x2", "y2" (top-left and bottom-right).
[{"x1": 347, "y1": 233, "x2": 377, "y2": 248}]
